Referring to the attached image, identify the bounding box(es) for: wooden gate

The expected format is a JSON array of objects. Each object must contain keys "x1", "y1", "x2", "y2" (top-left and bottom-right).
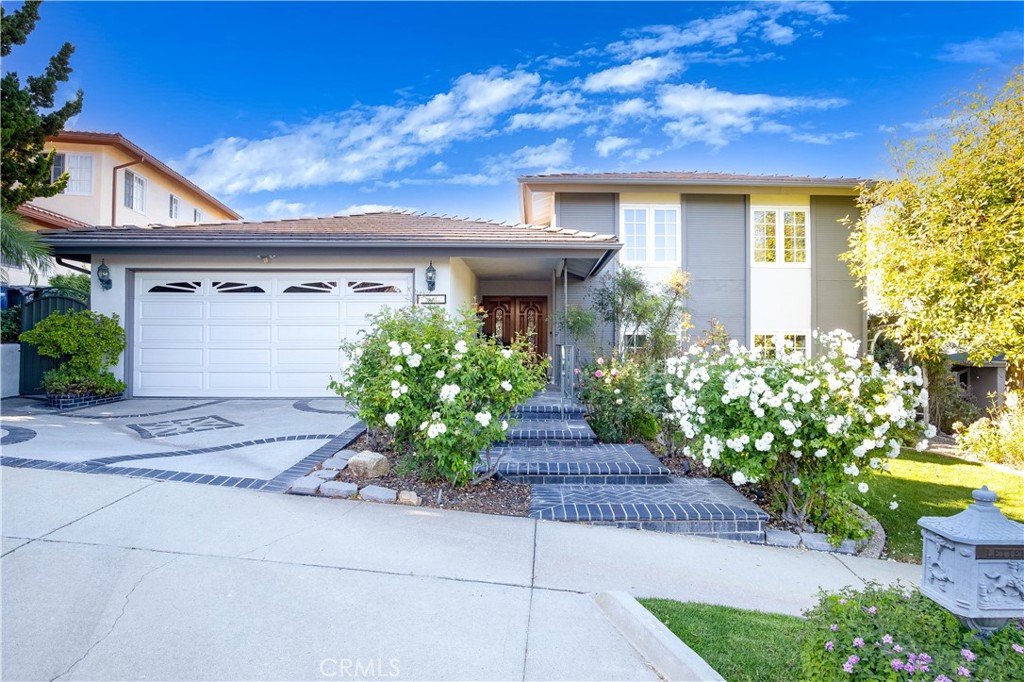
[{"x1": 19, "y1": 291, "x2": 88, "y2": 395}]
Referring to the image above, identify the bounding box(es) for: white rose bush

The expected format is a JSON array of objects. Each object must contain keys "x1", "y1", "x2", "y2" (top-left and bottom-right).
[
  {"x1": 329, "y1": 306, "x2": 546, "y2": 484},
  {"x1": 667, "y1": 330, "x2": 931, "y2": 539}
]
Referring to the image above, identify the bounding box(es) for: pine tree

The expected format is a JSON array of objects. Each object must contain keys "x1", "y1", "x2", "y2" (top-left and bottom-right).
[{"x1": 1, "y1": 0, "x2": 84, "y2": 210}]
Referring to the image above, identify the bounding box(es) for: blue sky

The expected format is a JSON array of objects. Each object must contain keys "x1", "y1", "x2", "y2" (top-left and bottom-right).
[{"x1": 5, "y1": 1, "x2": 1022, "y2": 222}]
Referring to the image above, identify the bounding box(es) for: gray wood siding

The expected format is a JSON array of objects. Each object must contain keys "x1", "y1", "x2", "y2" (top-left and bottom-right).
[
  {"x1": 684, "y1": 194, "x2": 748, "y2": 342},
  {"x1": 811, "y1": 196, "x2": 865, "y2": 346},
  {"x1": 558, "y1": 192, "x2": 617, "y2": 356},
  {"x1": 556, "y1": 193, "x2": 617, "y2": 233}
]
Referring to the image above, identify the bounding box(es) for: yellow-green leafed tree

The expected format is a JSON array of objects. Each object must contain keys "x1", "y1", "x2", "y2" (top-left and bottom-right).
[{"x1": 844, "y1": 69, "x2": 1024, "y2": 385}]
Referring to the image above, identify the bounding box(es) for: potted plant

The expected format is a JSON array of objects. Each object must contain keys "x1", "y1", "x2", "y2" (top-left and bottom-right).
[{"x1": 19, "y1": 310, "x2": 127, "y2": 409}]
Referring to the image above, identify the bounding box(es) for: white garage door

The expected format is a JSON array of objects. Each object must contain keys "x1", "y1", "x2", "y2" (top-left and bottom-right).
[{"x1": 132, "y1": 271, "x2": 413, "y2": 397}]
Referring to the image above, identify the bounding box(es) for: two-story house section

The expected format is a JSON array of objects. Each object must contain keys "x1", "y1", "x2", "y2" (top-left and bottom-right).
[
  {"x1": 518, "y1": 171, "x2": 868, "y2": 358},
  {"x1": 22, "y1": 131, "x2": 241, "y2": 229}
]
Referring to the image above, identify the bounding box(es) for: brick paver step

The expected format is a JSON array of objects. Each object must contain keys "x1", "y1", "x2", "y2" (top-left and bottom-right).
[
  {"x1": 504, "y1": 419, "x2": 596, "y2": 446},
  {"x1": 529, "y1": 478, "x2": 768, "y2": 543},
  {"x1": 478, "y1": 443, "x2": 670, "y2": 484}
]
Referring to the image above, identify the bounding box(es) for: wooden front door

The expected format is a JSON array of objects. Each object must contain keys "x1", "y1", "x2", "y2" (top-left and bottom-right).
[{"x1": 481, "y1": 296, "x2": 548, "y2": 357}]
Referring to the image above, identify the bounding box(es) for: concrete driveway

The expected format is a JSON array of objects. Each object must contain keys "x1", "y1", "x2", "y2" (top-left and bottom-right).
[
  {"x1": 0, "y1": 397, "x2": 359, "y2": 491},
  {"x1": 1, "y1": 466, "x2": 920, "y2": 681}
]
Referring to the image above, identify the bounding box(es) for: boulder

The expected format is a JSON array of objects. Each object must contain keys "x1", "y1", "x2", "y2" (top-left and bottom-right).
[
  {"x1": 397, "y1": 490, "x2": 421, "y2": 506},
  {"x1": 347, "y1": 451, "x2": 390, "y2": 478}
]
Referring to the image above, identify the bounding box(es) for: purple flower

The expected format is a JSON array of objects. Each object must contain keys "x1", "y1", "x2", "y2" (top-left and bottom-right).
[
  {"x1": 830, "y1": 623, "x2": 839, "y2": 631},
  {"x1": 958, "y1": 666, "x2": 971, "y2": 678},
  {"x1": 843, "y1": 663, "x2": 854, "y2": 674},
  {"x1": 894, "y1": 644, "x2": 903, "y2": 653},
  {"x1": 960, "y1": 649, "x2": 975, "y2": 662},
  {"x1": 919, "y1": 653, "x2": 933, "y2": 664},
  {"x1": 1013, "y1": 643, "x2": 1024, "y2": 654},
  {"x1": 882, "y1": 634, "x2": 893, "y2": 644},
  {"x1": 905, "y1": 664, "x2": 916, "y2": 674},
  {"x1": 890, "y1": 659, "x2": 904, "y2": 671},
  {"x1": 865, "y1": 606, "x2": 878, "y2": 614},
  {"x1": 936, "y1": 676, "x2": 953, "y2": 682},
  {"x1": 825, "y1": 641, "x2": 834, "y2": 652},
  {"x1": 838, "y1": 598, "x2": 848, "y2": 605},
  {"x1": 853, "y1": 638, "x2": 865, "y2": 648}
]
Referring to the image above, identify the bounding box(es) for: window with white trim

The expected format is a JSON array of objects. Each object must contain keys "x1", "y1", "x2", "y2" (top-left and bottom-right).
[
  {"x1": 621, "y1": 205, "x2": 680, "y2": 264},
  {"x1": 169, "y1": 195, "x2": 180, "y2": 219},
  {"x1": 752, "y1": 332, "x2": 809, "y2": 357},
  {"x1": 752, "y1": 207, "x2": 807, "y2": 264},
  {"x1": 124, "y1": 170, "x2": 146, "y2": 213},
  {"x1": 193, "y1": 208, "x2": 203, "y2": 222},
  {"x1": 50, "y1": 153, "x2": 93, "y2": 194}
]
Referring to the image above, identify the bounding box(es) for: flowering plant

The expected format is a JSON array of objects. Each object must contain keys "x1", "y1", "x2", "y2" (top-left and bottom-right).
[
  {"x1": 578, "y1": 355, "x2": 659, "y2": 443},
  {"x1": 330, "y1": 306, "x2": 547, "y2": 483},
  {"x1": 802, "y1": 582, "x2": 1024, "y2": 681},
  {"x1": 666, "y1": 330, "x2": 931, "y2": 536}
]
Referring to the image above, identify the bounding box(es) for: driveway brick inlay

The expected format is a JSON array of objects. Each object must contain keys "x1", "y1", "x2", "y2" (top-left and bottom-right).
[{"x1": 127, "y1": 415, "x2": 244, "y2": 439}]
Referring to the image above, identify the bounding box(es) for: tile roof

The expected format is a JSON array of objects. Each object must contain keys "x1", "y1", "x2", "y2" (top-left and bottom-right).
[
  {"x1": 518, "y1": 170, "x2": 868, "y2": 187},
  {"x1": 41, "y1": 210, "x2": 621, "y2": 249},
  {"x1": 16, "y1": 203, "x2": 92, "y2": 230},
  {"x1": 49, "y1": 131, "x2": 242, "y2": 219}
]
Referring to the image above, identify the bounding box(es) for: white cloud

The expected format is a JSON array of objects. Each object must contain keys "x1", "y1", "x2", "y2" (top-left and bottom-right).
[
  {"x1": 177, "y1": 68, "x2": 540, "y2": 195},
  {"x1": 938, "y1": 30, "x2": 1024, "y2": 64},
  {"x1": 444, "y1": 138, "x2": 574, "y2": 186},
  {"x1": 761, "y1": 20, "x2": 796, "y2": 46},
  {"x1": 583, "y1": 55, "x2": 684, "y2": 92},
  {"x1": 239, "y1": 199, "x2": 312, "y2": 220},
  {"x1": 658, "y1": 82, "x2": 846, "y2": 147},
  {"x1": 337, "y1": 204, "x2": 415, "y2": 215},
  {"x1": 427, "y1": 161, "x2": 448, "y2": 175},
  {"x1": 611, "y1": 97, "x2": 653, "y2": 119},
  {"x1": 788, "y1": 130, "x2": 859, "y2": 145},
  {"x1": 594, "y1": 136, "x2": 634, "y2": 157},
  {"x1": 507, "y1": 107, "x2": 592, "y2": 131}
]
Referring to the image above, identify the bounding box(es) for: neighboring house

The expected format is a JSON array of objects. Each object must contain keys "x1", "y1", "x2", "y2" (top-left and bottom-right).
[
  {"x1": 42, "y1": 213, "x2": 620, "y2": 398},
  {"x1": 948, "y1": 352, "x2": 1006, "y2": 409},
  {"x1": 518, "y1": 171, "x2": 867, "y2": 359},
  {"x1": 5, "y1": 131, "x2": 241, "y2": 291}
]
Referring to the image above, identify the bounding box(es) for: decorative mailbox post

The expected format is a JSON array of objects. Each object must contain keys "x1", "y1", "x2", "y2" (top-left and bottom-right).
[{"x1": 919, "y1": 486, "x2": 1024, "y2": 636}]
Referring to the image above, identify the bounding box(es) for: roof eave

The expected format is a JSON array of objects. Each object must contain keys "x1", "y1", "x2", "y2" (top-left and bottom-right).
[
  {"x1": 44, "y1": 237, "x2": 623, "y2": 251},
  {"x1": 518, "y1": 176, "x2": 871, "y2": 190}
]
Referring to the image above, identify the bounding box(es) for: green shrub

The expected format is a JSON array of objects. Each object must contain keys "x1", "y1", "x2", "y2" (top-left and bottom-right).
[
  {"x1": 956, "y1": 391, "x2": 1024, "y2": 467},
  {"x1": 667, "y1": 330, "x2": 930, "y2": 538},
  {"x1": 19, "y1": 310, "x2": 127, "y2": 396},
  {"x1": 1, "y1": 306, "x2": 20, "y2": 343},
  {"x1": 330, "y1": 305, "x2": 547, "y2": 484},
  {"x1": 48, "y1": 273, "x2": 90, "y2": 302},
  {"x1": 802, "y1": 582, "x2": 1024, "y2": 681},
  {"x1": 577, "y1": 355, "x2": 660, "y2": 443}
]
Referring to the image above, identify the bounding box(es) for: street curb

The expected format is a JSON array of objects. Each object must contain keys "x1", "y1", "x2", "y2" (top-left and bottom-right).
[{"x1": 592, "y1": 591, "x2": 725, "y2": 682}]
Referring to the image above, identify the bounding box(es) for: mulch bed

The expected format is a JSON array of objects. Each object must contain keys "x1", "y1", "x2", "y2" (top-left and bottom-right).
[{"x1": 325, "y1": 434, "x2": 531, "y2": 516}]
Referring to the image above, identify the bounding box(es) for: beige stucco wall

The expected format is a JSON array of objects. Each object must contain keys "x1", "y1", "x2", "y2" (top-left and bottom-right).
[
  {"x1": 32, "y1": 141, "x2": 237, "y2": 226},
  {"x1": 448, "y1": 257, "x2": 478, "y2": 313}
]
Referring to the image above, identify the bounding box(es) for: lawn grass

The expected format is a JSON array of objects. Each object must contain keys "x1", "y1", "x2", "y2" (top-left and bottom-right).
[
  {"x1": 862, "y1": 448, "x2": 1024, "y2": 563},
  {"x1": 639, "y1": 599, "x2": 803, "y2": 682}
]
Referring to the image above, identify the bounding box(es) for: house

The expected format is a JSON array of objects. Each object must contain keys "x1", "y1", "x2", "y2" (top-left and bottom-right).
[
  {"x1": 37, "y1": 170, "x2": 869, "y2": 400},
  {"x1": 518, "y1": 171, "x2": 867, "y2": 358},
  {"x1": 41, "y1": 212, "x2": 620, "y2": 398},
  {"x1": 4, "y1": 131, "x2": 241, "y2": 290},
  {"x1": 948, "y1": 352, "x2": 1006, "y2": 409}
]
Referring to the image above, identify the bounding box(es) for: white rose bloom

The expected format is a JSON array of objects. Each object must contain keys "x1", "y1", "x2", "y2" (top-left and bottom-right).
[
  {"x1": 501, "y1": 349, "x2": 513, "y2": 359},
  {"x1": 614, "y1": 388, "x2": 621, "y2": 395},
  {"x1": 615, "y1": 398, "x2": 623, "y2": 405},
  {"x1": 435, "y1": 370, "x2": 445, "y2": 379},
  {"x1": 454, "y1": 340, "x2": 469, "y2": 354},
  {"x1": 924, "y1": 424, "x2": 937, "y2": 438},
  {"x1": 439, "y1": 384, "x2": 461, "y2": 403},
  {"x1": 390, "y1": 380, "x2": 400, "y2": 389},
  {"x1": 474, "y1": 411, "x2": 492, "y2": 427},
  {"x1": 393, "y1": 365, "x2": 403, "y2": 372},
  {"x1": 454, "y1": 363, "x2": 462, "y2": 370},
  {"x1": 793, "y1": 439, "x2": 803, "y2": 448},
  {"x1": 401, "y1": 342, "x2": 412, "y2": 356},
  {"x1": 843, "y1": 463, "x2": 860, "y2": 476},
  {"x1": 857, "y1": 482, "x2": 869, "y2": 494},
  {"x1": 407, "y1": 353, "x2": 422, "y2": 368},
  {"x1": 754, "y1": 432, "x2": 775, "y2": 452},
  {"x1": 391, "y1": 389, "x2": 401, "y2": 398},
  {"x1": 889, "y1": 500, "x2": 899, "y2": 510},
  {"x1": 915, "y1": 439, "x2": 929, "y2": 452},
  {"x1": 501, "y1": 380, "x2": 513, "y2": 392},
  {"x1": 501, "y1": 420, "x2": 509, "y2": 431},
  {"x1": 731, "y1": 471, "x2": 748, "y2": 486},
  {"x1": 384, "y1": 413, "x2": 400, "y2": 428},
  {"x1": 424, "y1": 344, "x2": 431, "y2": 350},
  {"x1": 400, "y1": 385, "x2": 408, "y2": 394},
  {"x1": 792, "y1": 477, "x2": 801, "y2": 486}
]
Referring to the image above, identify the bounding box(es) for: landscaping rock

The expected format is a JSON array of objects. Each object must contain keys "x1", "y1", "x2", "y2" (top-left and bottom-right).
[
  {"x1": 287, "y1": 475, "x2": 323, "y2": 496},
  {"x1": 333, "y1": 449, "x2": 360, "y2": 460},
  {"x1": 835, "y1": 539, "x2": 858, "y2": 556},
  {"x1": 800, "y1": 532, "x2": 837, "y2": 553},
  {"x1": 397, "y1": 490, "x2": 421, "y2": 506},
  {"x1": 311, "y1": 469, "x2": 340, "y2": 480},
  {"x1": 765, "y1": 529, "x2": 801, "y2": 548},
  {"x1": 320, "y1": 456, "x2": 350, "y2": 470},
  {"x1": 359, "y1": 485, "x2": 397, "y2": 503},
  {"x1": 347, "y1": 451, "x2": 390, "y2": 478},
  {"x1": 320, "y1": 481, "x2": 358, "y2": 498}
]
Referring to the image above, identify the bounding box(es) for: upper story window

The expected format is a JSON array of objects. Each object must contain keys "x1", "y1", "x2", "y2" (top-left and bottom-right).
[
  {"x1": 124, "y1": 170, "x2": 147, "y2": 213},
  {"x1": 753, "y1": 207, "x2": 808, "y2": 265},
  {"x1": 621, "y1": 205, "x2": 680, "y2": 264},
  {"x1": 193, "y1": 208, "x2": 204, "y2": 222},
  {"x1": 169, "y1": 195, "x2": 180, "y2": 220},
  {"x1": 50, "y1": 153, "x2": 93, "y2": 195}
]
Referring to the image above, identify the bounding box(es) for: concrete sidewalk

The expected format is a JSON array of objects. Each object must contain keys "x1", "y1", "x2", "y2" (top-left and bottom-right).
[{"x1": 1, "y1": 467, "x2": 920, "y2": 681}]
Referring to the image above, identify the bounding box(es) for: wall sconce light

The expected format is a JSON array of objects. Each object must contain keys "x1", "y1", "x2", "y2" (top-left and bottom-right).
[
  {"x1": 96, "y1": 259, "x2": 112, "y2": 290},
  {"x1": 425, "y1": 261, "x2": 437, "y2": 292},
  {"x1": 257, "y1": 255, "x2": 276, "y2": 264}
]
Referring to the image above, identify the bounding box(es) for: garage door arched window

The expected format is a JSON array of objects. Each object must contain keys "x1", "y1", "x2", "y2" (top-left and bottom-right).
[
  {"x1": 148, "y1": 281, "x2": 202, "y2": 293},
  {"x1": 348, "y1": 280, "x2": 403, "y2": 294},
  {"x1": 283, "y1": 281, "x2": 338, "y2": 294},
  {"x1": 212, "y1": 281, "x2": 266, "y2": 294}
]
